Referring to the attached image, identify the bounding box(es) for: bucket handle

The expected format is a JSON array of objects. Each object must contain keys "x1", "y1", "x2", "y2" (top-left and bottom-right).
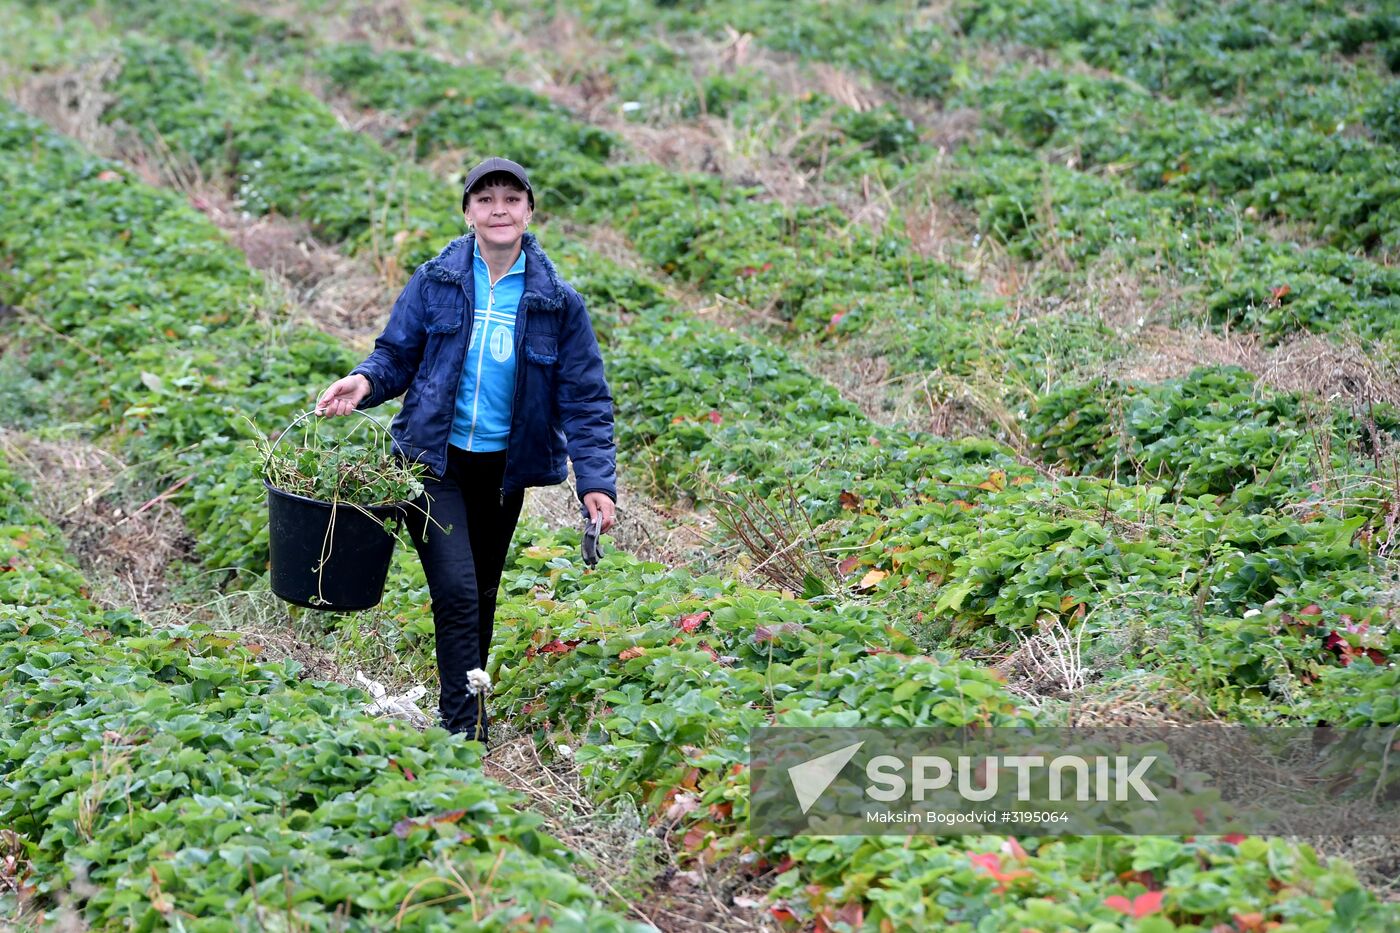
[{"x1": 264, "y1": 407, "x2": 408, "y2": 474}]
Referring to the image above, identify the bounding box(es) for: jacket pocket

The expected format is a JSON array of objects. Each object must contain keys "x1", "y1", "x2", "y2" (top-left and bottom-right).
[
  {"x1": 524, "y1": 333, "x2": 558, "y2": 365},
  {"x1": 425, "y1": 301, "x2": 463, "y2": 334}
]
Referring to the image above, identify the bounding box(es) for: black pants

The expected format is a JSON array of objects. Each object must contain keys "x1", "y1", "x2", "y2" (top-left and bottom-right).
[{"x1": 407, "y1": 446, "x2": 523, "y2": 740}]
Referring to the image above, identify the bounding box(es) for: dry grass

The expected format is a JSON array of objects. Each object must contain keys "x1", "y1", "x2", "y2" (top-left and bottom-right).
[
  {"x1": 0, "y1": 431, "x2": 194, "y2": 615},
  {"x1": 708, "y1": 478, "x2": 843, "y2": 595},
  {"x1": 1305, "y1": 836, "x2": 1400, "y2": 903},
  {"x1": 370, "y1": 7, "x2": 941, "y2": 218},
  {"x1": 5, "y1": 52, "x2": 121, "y2": 153},
  {"x1": 7, "y1": 62, "x2": 396, "y2": 349},
  {"x1": 0, "y1": 430, "x2": 365, "y2": 690},
  {"x1": 523, "y1": 467, "x2": 720, "y2": 572},
  {"x1": 1110, "y1": 326, "x2": 1400, "y2": 414},
  {"x1": 482, "y1": 723, "x2": 779, "y2": 932},
  {"x1": 1065, "y1": 672, "x2": 1221, "y2": 728},
  {"x1": 177, "y1": 184, "x2": 394, "y2": 347}
]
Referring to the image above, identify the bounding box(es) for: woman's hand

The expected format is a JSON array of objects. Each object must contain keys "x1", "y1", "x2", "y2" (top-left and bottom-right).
[
  {"x1": 582, "y1": 491, "x2": 615, "y2": 533},
  {"x1": 316, "y1": 374, "x2": 370, "y2": 417}
]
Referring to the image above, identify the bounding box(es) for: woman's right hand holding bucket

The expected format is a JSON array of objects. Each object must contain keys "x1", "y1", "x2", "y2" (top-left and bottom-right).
[{"x1": 316, "y1": 374, "x2": 371, "y2": 417}]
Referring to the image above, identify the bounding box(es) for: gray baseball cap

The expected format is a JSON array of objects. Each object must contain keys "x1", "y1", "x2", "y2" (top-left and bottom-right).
[{"x1": 461, "y1": 157, "x2": 534, "y2": 211}]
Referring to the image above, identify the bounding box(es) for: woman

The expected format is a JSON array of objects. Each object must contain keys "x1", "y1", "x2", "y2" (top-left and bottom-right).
[{"x1": 316, "y1": 157, "x2": 617, "y2": 745}]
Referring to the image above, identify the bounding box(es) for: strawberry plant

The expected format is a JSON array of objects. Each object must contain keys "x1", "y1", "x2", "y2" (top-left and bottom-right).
[{"x1": 255, "y1": 412, "x2": 427, "y2": 508}]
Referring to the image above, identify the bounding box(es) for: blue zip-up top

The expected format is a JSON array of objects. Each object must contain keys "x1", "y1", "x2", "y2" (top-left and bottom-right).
[
  {"x1": 450, "y1": 240, "x2": 526, "y2": 451},
  {"x1": 349, "y1": 232, "x2": 617, "y2": 510}
]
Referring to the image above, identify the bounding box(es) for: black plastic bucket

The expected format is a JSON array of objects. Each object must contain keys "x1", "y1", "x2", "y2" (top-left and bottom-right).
[{"x1": 265, "y1": 480, "x2": 405, "y2": 611}]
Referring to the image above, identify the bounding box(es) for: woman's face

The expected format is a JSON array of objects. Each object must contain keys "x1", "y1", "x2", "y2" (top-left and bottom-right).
[{"x1": 466, "y1": 183, "x2": 532, "y2": 249}]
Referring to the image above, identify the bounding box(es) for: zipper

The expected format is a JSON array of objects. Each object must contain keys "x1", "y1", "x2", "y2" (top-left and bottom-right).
[
  {"x1": 500, "y1": 298, "x2": 529, "y2": 506},
  {"x1": 439, "y1": 244, "x2": 476, "y2": 477},
  {"x1": 465, "y1": 278, "x2": 497, "y2": 451}
]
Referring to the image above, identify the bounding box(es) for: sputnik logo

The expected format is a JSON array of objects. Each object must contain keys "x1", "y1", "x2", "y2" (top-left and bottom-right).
[{"x1": 787, "y1": 741, "x2": 864, "y2": 814}]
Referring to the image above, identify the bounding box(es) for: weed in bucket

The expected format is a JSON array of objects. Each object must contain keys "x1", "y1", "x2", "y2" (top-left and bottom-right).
[{"x1": 253, "y1": 409, "x2": 439, "y2": 611}]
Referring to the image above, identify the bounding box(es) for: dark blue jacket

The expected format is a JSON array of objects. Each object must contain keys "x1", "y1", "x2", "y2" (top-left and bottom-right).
[{"x1": 351, "y1": 233, "x2": 616, "y2": 506}]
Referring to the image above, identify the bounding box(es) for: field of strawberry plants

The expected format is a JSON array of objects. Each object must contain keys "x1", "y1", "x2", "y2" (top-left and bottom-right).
[{"x1": 3, "y1": 0, "x2": 1399, "y2": 929}]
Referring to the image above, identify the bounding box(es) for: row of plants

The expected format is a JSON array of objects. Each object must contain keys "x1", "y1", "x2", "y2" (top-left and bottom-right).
[
  {"x1": 474, "y1": 528, "x2": 1398, "y2": 930},
  {"x1": 10, "y1": 5, "x2": 1400, "y2": 924},
  {"x1": 0, "y1": 448, "x2": 645, "y2": 928},
  {"x1": 300, "y1": 33, "x2": 1125, "y2": 389},
  {"x1": 0, "y1": 8, "x2": 1093, "y2": 534},
  {"x1": 966, "y1": 67, "x2": 1400, "y2": 256},
  {"x1": 5, "y1": 0, "x2": 1126, "y2": 404},
  {"x1": 31, "y1": 0, "x2": 1395, "y2": 438},
  {"x1": 952, "y1": 0, "x2": 1400, "y2": 124},
  {"x1": 18, "y1": 0, "x2": 1397, "y2": 730},
  {"x1": 33, "y1": 0, "x2": 1397, "y2": 713},
  {"x1": 460, "y1": 0, "x2": 1400, "y2": 348},
  {"x1": 505, "y1": 0, "x2": 1399, "y2": 138},
  {"x1": 9, "y1": 89, "x2": 1386, "y2": 930}
]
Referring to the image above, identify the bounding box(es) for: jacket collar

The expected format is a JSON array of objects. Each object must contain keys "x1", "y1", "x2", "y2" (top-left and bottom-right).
[{"x1": 419, "y1": 232, "x2": 566, "y2": 313}]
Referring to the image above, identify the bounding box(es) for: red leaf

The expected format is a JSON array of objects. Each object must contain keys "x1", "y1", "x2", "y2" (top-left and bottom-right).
[
  {"x1": 539, "y1": 639, "x2": 581, "y2": 654},
  {"x1": 676, "y1": 611, "x2": 710, "y2": 633},
  {"x1": 838, "y1": 489, "x2": 861, "y2": 510},
  {"x1": 432, "y1": 809, "x2": 467, "y2": 825},
  {"x1": 1133, "y1": 890, "x2": 1165, "y2": 917},
  {"x1": 706, "y1": 409, "x2": 723, "y2": 425},
  {"x1": 1104, "y1": 896, "x2": 1133, "y2": 916},
  {"x1": 392, "y1": 809, "x2": 466, "y2": 838},
  {"x1": 769, "y1": 904, "x2": 798, "y2": 923},
  {"x1": 697, "y1": 641, "x2": 720, "y2": 662},
  {"x1": 827, "y1": 311, "x2": 846, "y2": 333},
  {"x1": 618, "y1": 646, "x2": 647, "y2": 661},
  {"x1": 1222, "y1": 833, "x2": 1247, "y2": 845},
  {"x1": 969, "y1": 851, "x2": 1031, "y2": 893},
  {"x1": 97, "y1": 169, "x2": 121, "y2": 182},
  {"x1": 969, "y1": 852, "x2": 1001, "y2": 873},
  {"x1": 1002, "y1": 837, "x2": 1029, "y2": 861},
  {"x1": 1106, "y1": 891, "x2": 1165, "y2": 919},
  {"x1": 838, "y1": 555, "x2": 860, "y2": 576},
  {"x1": 1270, "y1": 284, "x2": 1291, "y2": 304}
]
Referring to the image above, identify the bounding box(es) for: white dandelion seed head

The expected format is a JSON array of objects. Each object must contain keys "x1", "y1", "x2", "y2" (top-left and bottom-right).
[{"x1": 465, "y1": 668, "x2": 492, "y2": 696}]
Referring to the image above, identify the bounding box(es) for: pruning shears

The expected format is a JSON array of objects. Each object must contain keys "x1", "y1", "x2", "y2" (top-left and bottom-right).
[{"x1": 581, "y1": 512, "x2": 604, "y2": 568}]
